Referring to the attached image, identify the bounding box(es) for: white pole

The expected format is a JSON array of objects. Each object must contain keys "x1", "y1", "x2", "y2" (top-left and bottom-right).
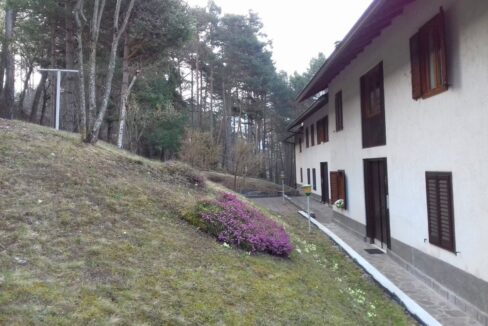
[
  {"x1": 307, "y1": 196, "x2": 311, "y2": 232},
  {"x1": 55, "y1": 70, "x2": 61, "y2": 130}
]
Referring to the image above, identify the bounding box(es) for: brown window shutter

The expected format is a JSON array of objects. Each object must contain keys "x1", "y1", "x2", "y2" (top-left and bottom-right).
[
  {"x1": 337, "y1": 171, "x2": 347, "y2": 209},
  {"x1": 311, "y1": 125, "x2": 315, "y2": 146},
  {"x1": 426, "y1": 175, "x2": 440, "y2": 245},
  {"x1": 325, "y1": 116, "x2": 329, "y2": 142},
  {"x1": 426, "y1": 172, "x2": 455, "y2": 252},
  {"x1": 316, "y1": 121, "x2": 321, "y2": 144},
  {"x1": 305, "y1": 128, "x2": 309, "y2": 147},
  {"x1": 330, "y1": 171, "x2": 339, "y2": 204},
  {"x1": 438, "y1": 7, "x2": 449, "y2": 88},
  {"x1": 410, "y1": 32, "x2": 422, "y2": 100}
]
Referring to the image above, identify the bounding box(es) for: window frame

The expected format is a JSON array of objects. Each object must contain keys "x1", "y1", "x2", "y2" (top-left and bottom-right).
[
  {"x1": 425, "y1": 171, "x2": 456, "y2": 253},
  {"x1": 360, "y1": 62, "x2": 386, "y2": 148},
  {"x1": 410, "y1": 9, "x2": 448, "y2": 100}
]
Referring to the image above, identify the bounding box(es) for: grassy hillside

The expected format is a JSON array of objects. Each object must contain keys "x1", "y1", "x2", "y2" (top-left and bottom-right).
[
  {"x1": 205, "y1": 171, "x2": 298, "y2": 196},
  {"x1": 0, "y1": 119, "x2": 415, "y2": 325}
]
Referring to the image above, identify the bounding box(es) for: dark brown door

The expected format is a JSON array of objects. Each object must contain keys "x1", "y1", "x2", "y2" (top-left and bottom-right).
[
  {"x1": 364, "y1": 159, "x2": 390, "y2": 248},
  {"x1": 320, "y1": 162, "x2": 329, "y2": 203}
]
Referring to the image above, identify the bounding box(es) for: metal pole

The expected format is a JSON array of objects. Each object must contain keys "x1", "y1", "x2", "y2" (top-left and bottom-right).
[
  {"x1": 307, "y1": 196, "x2": 311, "y2": 232},
  {"x1": 38, "y1": 68, "x2": 78, "y2": 132},
  {"x1": 55, "y1": 70, "x2": 61, "y2": 130}
]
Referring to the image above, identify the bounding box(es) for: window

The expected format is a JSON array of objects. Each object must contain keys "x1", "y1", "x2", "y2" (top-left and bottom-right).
[
  {"x1": 312, "y1": 168, "x2": 316, "y2": 190},
  {"x1": 426, "y1": 172, "x2": 455, "y2": 252},
  {"x1": 310, "y1": 124, "x2": 315, "y2": 146},
  {"x1": 330, "y1": 170, "x2": 346, "y2": 208},
  {"x1": 360, "y1": 62, "x2": 386, "y2": 148},
  {"x1": 335, "y1": 91, "x2": 343, "y2": 131},
  {"x1": 410, "y1": 9, "x2": 448, "y2": 100},
  {"x1": 305, "y1": 127, "x2": 309, "y2": 148},
  {"x1": 300, "y1": 168, "x2": 303, "y2": 183},
  {"x1": 299, "y1": 137, "x2": 302, "y2": 153},
  {"x1": 307, "y1": 168, "x2": 311, "y2": 185},
  {"x1": 316, "y1": 117, "x2": 329, "y2": 144}
]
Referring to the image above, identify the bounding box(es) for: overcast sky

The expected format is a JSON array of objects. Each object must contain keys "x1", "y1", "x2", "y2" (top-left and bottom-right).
[{"x1": 185, "y1": 0, "x2": 373, "y2": 75}]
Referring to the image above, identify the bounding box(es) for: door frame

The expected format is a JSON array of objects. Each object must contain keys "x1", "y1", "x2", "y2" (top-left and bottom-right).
[
  {"x1": 320, "y1": 162, "x2": 329, "y2": 203},
  {"x1": 363, "y1": 158, "x2": 391, "y2": 249}
]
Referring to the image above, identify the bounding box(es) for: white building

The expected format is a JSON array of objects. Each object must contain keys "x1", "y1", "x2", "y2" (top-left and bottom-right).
[{"x1": 289, "y1": 0, "x2": 488, "y2": 323}]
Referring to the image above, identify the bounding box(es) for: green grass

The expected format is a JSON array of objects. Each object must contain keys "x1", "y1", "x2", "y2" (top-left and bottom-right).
[{"x1": 0, "y1": 119, "x2": 415, "y2": 325}]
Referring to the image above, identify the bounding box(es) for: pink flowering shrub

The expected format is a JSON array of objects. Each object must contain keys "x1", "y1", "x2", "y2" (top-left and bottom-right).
[{"x1": 194, "y1": 193, "x2": 293, "y2": 257}]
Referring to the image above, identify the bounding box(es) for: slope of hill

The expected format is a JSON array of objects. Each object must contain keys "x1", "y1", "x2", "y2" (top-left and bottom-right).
[{"x1": 0, "y1": 119, "x2": 414, "y2": 325}]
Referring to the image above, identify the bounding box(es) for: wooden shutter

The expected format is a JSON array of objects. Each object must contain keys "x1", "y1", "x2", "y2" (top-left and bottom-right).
[
  {"x1": 307, "y1": 168, "x2": 311, "y2": 185},
  {"x1": 312, "y1": 169, "x2": 316, "y2": 190},
  {"x1": 426, "y1": 172, "x2": 455, "y2": 252},
  {"x1": 305, "y1": 128, "x2": 309, "y2": 147},
  {"x1": 335, "y1": 91, "x2": 343, "y2": 131},
  {"x1": 324, "y1": 116, "x2": 329, "y2": 142},
  {"x1": 438, "y1": 8, "x2": 448, "y2": 88},
  {"x1": 311, "y1": 124, "x2": 315, "y2": 146},
  {"x1": 337, "y1": 171, "x2": 347, "y2": 209},
  {"x1": 410, "y1": 32, "x2": 422, "y2": 100},
  {"x1": 330, "y1": 171, "x2": 338, "y2": 204},
  {"x1": 300, "y1": 168, "x2": 303, "y2": 183}
]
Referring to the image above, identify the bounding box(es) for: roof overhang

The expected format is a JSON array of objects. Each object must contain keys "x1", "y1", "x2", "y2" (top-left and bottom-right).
[
  {"x1": 287, "y1": 93, "x2": 329, "y2": 133},
  {"x1": 297, "y1": 0, "x2": 415, "y2": 102}
]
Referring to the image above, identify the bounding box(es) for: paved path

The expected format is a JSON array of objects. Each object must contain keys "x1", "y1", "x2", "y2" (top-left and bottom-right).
[{"x1": 252, "y1": 197, "x2": 481, "y2": 326}]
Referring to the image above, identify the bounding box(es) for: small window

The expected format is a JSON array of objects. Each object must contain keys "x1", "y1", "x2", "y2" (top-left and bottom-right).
[
  {"x1": 307, "y1": 168, "x2": 311, "y2": 185},
  {"x1": 312, "y1": 168, "x2": 316, "y2": 190},
  {"x1": 305, "y1": 127, "x2": 309, "y2": 148},
  {"x1": 330, "y1": 170, "x2": 346, "y2": 208},
  {"x1": 426, "y1": 172, "x2": 455, "y2": 252},
  {"x1": 410, "y1": 9, "x2": 448, "y2": 99},
  {"x1": 360, "y1": 62, "x2": 386, "y2": 148},
  {"x1": 335, "y1": 91, "x2": 343, "y2": 131},
  {"x1": 310, "y1": 124, "x2": 315, "y2": 146},
  {"x1": 300, "y1": 168, "x2": 303, "y2": 183},
  {"x1": 299, "y1": 137, "x2": 302, "y2": 153}
]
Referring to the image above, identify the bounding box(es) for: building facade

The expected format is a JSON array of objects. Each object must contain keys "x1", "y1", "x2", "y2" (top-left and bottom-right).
[{"x1": 289, "y1": 0, "x2": 488, "y2": 322}]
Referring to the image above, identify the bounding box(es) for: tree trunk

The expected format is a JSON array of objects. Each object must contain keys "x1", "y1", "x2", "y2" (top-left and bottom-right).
[
  {"x1": 40, "y1": 80, "x2": 51, "y2": 125},
  {"x1": 30, "y1": 72, "x2": 48, "y2": 122},
  {"x1": 209, "y1": 68, "x2": 214, "y2": 136},
  {"x1": 117, "y1": 32, "x2": 137, "y2": 149},
  {"x1": 18, "y1": 64, "x2": 34, "y2": 118},
  {"x1": 63, "y1": 5, "x2": 78, "y2": 132},
  {"x1": 74, "y1": 0, "x2": 88, "y2": 138},
  {"x1": 0, "y1": 8, "x2": 16, "y2": 119},
  {"x1": 86, "y1": 0, "x2": 136, "y2": 144},
  {"x1": 190, "y1": 66, "x2": 194, "y2": 130}
]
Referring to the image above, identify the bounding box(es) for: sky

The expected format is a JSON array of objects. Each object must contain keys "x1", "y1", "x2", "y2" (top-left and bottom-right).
[{"x1": 185, "y1": 0, "x2": 373, "y2": 75}]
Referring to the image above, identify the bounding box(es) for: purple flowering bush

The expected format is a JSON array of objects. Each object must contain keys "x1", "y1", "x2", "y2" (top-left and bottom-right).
[{"x1": 188, "y1": 193, "x2": 293, "y2": 257}]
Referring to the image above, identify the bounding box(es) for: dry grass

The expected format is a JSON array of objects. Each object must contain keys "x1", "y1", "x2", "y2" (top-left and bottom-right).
[
  {"x1": 205, "y1": 171, "x2": 297, "y2": 195},
  {"x1": 0, "y1": 119, "x2": 415, "y2": 325}
]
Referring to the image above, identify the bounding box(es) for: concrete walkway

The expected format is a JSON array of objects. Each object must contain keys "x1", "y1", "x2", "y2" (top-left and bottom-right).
[{"x1": 252, "y1": 196, "x2": 481, "y2": 326}]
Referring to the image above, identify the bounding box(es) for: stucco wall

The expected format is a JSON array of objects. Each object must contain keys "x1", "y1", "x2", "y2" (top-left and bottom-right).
[
  {"x1": 295, "y1": 104, "x2": 330, "y2": 197},
  {"x1": 294, "y1": 0, "x2": 488, "y2": 283}
]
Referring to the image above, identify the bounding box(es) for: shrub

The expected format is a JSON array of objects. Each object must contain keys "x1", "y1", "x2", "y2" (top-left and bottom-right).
[
  {"x1": 189, "y1": 193, "x2": 293, "y2": 257},
  {"x1": 161, "y1": 161, "x2": 206, "y2": 189}
]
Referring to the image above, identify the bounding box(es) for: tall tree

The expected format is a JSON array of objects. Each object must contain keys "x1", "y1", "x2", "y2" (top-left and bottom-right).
[{"x1": 74, "y1": 0, "x2": 136, "y2": 144}]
